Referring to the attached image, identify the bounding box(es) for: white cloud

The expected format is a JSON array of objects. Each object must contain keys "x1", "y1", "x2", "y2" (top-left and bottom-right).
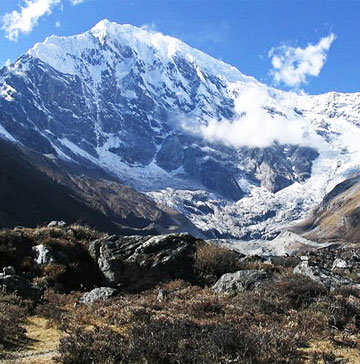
[
  {"x1": 70, "y1": 0, "x2": 86, "y2": 4},
  {"x1": 1, "y1": 0, "x2": 87, "y2": 41},
  {"x1": 268, "y1": 34, "x2": 336, "y2": 88},
  {"x1": 55, "y1": 20, "x2": 61, "y2": 27},
  {"x1": 180, "y1": 87, "x2": 324, "y2": 149},
  {"x1": 1, "y1": 0, "x2": 61, "y2": 41}
]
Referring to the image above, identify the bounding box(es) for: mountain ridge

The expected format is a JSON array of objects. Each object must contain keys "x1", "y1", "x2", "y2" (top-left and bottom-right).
[{"x1": 1, "y1": 20, "x2": 360, "y2": 239}]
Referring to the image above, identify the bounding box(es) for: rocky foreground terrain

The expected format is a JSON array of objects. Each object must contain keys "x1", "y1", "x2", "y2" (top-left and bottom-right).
[{"x1": 0, "y1": 223, "x2": 360, "y2": 363}]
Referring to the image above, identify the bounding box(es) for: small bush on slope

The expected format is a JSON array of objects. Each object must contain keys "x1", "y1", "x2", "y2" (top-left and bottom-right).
[
  {"x1": 193, "y1": 242, "x2": 242, "y2": 285},
  {"x1": 0, "y1": 292, "x2": 29, "y2": 353}
]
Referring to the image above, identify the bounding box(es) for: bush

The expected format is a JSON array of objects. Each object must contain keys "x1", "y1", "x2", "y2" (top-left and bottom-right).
[
  {"x1": 0, "y1": 292, "x2": 28, "y2": 348},
  {"x1": 56, "y1": 282, "x2": 307, "y2": 364},
  {"x1": 57, "y1": 326, "x2": 127, "y2": 364},
  {"x1": 194, "y1": 242, "x2": 242, "y2": 285}
]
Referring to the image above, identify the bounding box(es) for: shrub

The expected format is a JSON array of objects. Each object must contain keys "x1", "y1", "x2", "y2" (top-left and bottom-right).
[
  {"x1": 263, "y1": 273, "x2": 327, "y2": 309},
  {"x1": 0, "y1": 292, "x2": 28, "y2": 348},
  {"x1": 194, "y1": 242, "x2": 242, "y2": 285},
  {"x1": 57, "y1": 326, "x2": 127, "y2": 364}
]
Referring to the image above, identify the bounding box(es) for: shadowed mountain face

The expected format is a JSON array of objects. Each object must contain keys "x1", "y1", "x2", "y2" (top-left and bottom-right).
[
  {"x1": 294, "y1": 175, "x2": 360, "y2": 243},
  {"x1": 0, "y1": 138, "x2": 199, "y2": 236}
]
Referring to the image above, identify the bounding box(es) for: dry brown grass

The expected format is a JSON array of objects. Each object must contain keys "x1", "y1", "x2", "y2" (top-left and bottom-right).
[
  {"x1": 193, "y1": 242, "x2": 242, "y2": 285},
  {"x1": 0, "y1": 316, "x2": 62, "y2": 364},
  {"x1": 303, "y1": 338, "x2": 360, "y2": 363}
]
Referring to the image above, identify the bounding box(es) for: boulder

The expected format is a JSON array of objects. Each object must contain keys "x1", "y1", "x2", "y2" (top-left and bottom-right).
[
  {"x1": 80, "y1": 287, "x2": 117, "y2": 305},
  {"x1": 3, "y1": 266, "x2": 15, "y2": 276},
  {"x1": 88, "y1": 233, "x2": 200, "y2": 291},
  {"x1": 33, "y1": 245, "x2": 55, "y2": 265},
  {"x1": 332, "y1": 258, "x2": 348, "y2": 270},
  {"x1": 293, "y1": 259, "x2": 359, "y2": 289},
  {"x1": 48, "y1": 221, "x2": 67, "y2": 228},
  {"x1": 0, "y1": 274, "x2": 42, "y2": 301},
  {"x1": 212, "y1": 270, "x2": 271, "y2": 294},
  {"x1": 32, "y1": 244, "x2": 68, "y2": 265}
]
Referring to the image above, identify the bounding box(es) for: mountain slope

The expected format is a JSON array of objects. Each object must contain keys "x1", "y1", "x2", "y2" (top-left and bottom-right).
[
  {"x1": 294, "y1": 175, "x2": 360, "y2": 243},
  {"x1": 1, "y1": 20, "x2": 360, "y2": 239},
  {"x1": 0, "y1": 138, "x2": 199, "y2": 235}
]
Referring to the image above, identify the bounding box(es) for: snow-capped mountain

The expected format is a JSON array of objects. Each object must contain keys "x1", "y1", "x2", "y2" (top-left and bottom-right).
[{"x1": 1, "y1": 19, "x2": 360, "y2": 239}]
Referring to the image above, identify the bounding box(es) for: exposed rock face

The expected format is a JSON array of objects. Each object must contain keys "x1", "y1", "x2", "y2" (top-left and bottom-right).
[
  {"x1": 89, "y1": 233, "x2": 200, "y2": 291},
  {"x1": 80, "y1": 287, "x2": 117, "y2": 305},
  {"x1": 212, "y1": 270, "x2": 271, "y2": 294}
]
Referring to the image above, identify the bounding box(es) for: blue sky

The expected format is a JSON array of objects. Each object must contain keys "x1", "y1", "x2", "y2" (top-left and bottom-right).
[{"x1": 0, "y1": 0, "x2": 359, "y2": 95}]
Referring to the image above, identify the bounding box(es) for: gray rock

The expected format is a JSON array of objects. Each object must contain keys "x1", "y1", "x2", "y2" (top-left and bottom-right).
[
  {"x1": 293, "y1": 260, "x2": 358, "y2": 289},
  {"x1": 32, "y1": 244, "x2": 68, "y2": 265},
  {"x1": 80, "y1": 287, "x2": 117, "y2": 305},
  {"x1": 3, "y1": 266, "x2": 15, "y2": 275},
  {"x1": 89, "y1": 233, "x2": 200, "y2": 291},
  {"x1": 48, "y1": 221, "x2": 67, "y2": 228},
  {"x1": 33, "y1": 245, "x2": 55, "y2": 265},
  {"x1": 0, "y1": 274, "x2": 42, "y2": 301},
  {"x1": 212, "y1": 270, "x2": 271, "y2": 294},
  {"x1": 332, "y1": 258, "x2": 348, "y2": 270}
]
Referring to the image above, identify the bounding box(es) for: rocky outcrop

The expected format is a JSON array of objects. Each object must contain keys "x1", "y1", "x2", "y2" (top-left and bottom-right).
[
  {"x1": 80, "y1": 287, "x2": 117, "y2": 305},
  {"x1": 212, "y1": 270, "x2": 271, "y2": 294},
  {"x1": 89, "y1": 233, "x2": 201, "y2": 291},
  {"x1": 0, "y1": 267, "x2": 42, "y2": 301},
  {"x1": 293, "y1": 256, "x2": 360, "y2": 289}
]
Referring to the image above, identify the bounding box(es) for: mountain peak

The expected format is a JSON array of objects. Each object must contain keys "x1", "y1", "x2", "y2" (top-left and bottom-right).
[{"x1": 24, "y1": 20, "x2": 251, "y2": 84}]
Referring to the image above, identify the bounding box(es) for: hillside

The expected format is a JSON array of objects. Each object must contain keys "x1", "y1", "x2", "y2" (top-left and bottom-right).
[
  {"x1": 0, "y1": 138, "x2": 199, "y2": 235},
  {"x1": 295, "y1": 175, "x2": 360, "y2": 243}
]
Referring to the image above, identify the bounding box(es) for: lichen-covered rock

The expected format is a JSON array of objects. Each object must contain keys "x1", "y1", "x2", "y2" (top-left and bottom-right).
[
  {"x1": 89, "y1": 233, "x2": 200, "y2": 291},
  {"x1": 212, "y1": 270, "x2": 271, "y2": 294},
  {"x1": 80, "y1": 287, "x2": 117, "y2": 305}
]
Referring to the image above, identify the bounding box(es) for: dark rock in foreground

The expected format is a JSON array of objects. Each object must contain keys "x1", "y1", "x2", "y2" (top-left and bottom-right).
[{"x1": 89, "y1": 233, "x2": 201, "y2": 291}]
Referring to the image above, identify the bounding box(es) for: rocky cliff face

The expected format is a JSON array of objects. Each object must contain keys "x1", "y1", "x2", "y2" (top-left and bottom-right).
[{"x1": 1, "y1": 20, "x2": 360, "y2": 239}]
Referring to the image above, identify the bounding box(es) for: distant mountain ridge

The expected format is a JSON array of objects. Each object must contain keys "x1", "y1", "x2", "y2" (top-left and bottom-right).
[{"x1": 1, "y1": 20, "x2": 360, "y2": 239}]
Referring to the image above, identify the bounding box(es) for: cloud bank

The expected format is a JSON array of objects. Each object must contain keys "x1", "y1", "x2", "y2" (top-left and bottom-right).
[
  {"x1": 1, "y1": 0, "x2": 85, "y2": 41},
  {"x1": 268, "y1": 34, "x2": 336, "y2": 88},
  {"x1": 181, "y1": 87, "x2": 323, "y2": 150}
]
